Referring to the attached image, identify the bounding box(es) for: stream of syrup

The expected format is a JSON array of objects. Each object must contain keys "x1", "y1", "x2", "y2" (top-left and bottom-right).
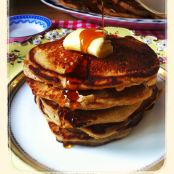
[
  {"x1": 64, "y1": 27, "x2": 104, "y2": 109},
  {"x1": 79, "y1": 0, "x2": 105, "y2": 53},
  {"x1": 63, "y1": 89, "x2": 80, "y2": 110},
  {"x1": 101, "y1": 0, "x2": 105, "y2": 28},
  {"x1": 63, "y1": 143, "x2": 73, "y2": 148},
  {"x1": 62, "y1": 0, "x2": 106, "y2": 111}
]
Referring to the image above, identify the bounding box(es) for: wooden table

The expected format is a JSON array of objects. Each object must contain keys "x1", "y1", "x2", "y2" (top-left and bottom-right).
[{"x1": 9, "y1": 0, "x2": 77, "y2": 20}]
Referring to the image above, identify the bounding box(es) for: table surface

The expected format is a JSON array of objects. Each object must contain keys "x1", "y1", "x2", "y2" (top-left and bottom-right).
[{"x1": 9, "y1": 0, "x2": 77, "y2": 20}]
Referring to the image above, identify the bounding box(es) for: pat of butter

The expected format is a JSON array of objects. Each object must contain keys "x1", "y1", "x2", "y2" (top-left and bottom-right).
[{"x1": 63, "y1": 28, "x2": 113, "y2": 58}]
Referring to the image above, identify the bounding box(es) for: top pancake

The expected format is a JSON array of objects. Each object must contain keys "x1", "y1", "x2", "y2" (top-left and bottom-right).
[{"x1": 24, "y1": 36, "x2": 159, "y2": 90}]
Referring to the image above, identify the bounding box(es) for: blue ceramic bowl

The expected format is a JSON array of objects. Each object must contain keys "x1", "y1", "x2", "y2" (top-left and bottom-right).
[{"x1": 9, "y1": 14, "x2": 52, "y2": 42}]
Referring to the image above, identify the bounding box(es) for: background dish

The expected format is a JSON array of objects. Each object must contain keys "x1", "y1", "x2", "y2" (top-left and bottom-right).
[
  {"x1": 41, "y1": 0, "x2": 166, "y2": 29},
  {"x1": 9, "y1": 73, "x2": 165, "y2": 172}
]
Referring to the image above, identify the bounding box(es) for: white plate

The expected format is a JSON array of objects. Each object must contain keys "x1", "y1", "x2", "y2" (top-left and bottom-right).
[{"x1": 9, "y1": 75, "x2": 165, "y2": 172}]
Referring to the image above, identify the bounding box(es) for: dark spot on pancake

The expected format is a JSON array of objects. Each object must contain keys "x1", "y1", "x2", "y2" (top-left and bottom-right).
[{"x1": 29, "y1": 65, "x2": 60, "y2": 83}]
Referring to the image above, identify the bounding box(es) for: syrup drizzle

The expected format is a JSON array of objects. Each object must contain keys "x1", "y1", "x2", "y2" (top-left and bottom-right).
[
  {"x1": 64, "y1": 90, "x2": 79, "y2": 102},
  {"x1": 62, "y1": 55, "x2": 90, "y2": 110},
  {"x1": 63, "y1": 89, "x2": 80, "y2": 110},
  {"x1": 101, "y1": 0, "x2": 105, "y2": 28},
  {"x1": 62, "y1": 0, "x2": 106, "y2": 110},
  {"x1": 80, "y1": 29, "x2": 104, "y2": 53},
  {"x1": 63, "y1": 143, "x2": 73, "y2": 148},
  {"x1": 79, "y1": 1, "x2": 105, "y2": 54}
]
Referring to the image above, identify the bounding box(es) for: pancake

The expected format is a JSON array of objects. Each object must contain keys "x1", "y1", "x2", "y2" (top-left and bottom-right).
[
  {"x1": 47, "y1": 114, "x2": 139, "y2": 139},
  {"x1": 27, "y1": 78, "x2": 153, "y2": 110},
  {"x1": 35, "y1": 87, "x2": 158, "y2": 141},
  {"x1": 38, "y1": 98, "x2": 137, "y2": 139},
  {"x1": 78, "y1": 86, "x2": 159, "y2": 139},
  {"x1": 36, "y1": 96, "x2": 142, "y2": 128},
  {"x1": 36, "y1": 85, "x2": 158, "y2": 129},
  {"x1": 23, "y1": 36, "x2": 159, "y2": 91},
  {"x1": 79, "y1": 111, "x2": 143, "y2": 139},
  {"x1": 48, "y1": 121, "x2": 131, "y2": 146}
]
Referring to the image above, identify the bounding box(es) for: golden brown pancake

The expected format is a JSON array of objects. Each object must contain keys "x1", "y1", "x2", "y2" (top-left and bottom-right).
[
  {"x1": 48, "y1": 121, "x2": 131, "y2": 146},
  {"x1": 27, "y1": 78, "x2": 153, "y2": 110},
  {"x1": 78, "y1": 112, "x2": 143, "y2": 139},
  {"x1": 41, "y1": 105, "x2": 143, "y2": 140},
  {"x1": 36, "y1": 86, "x2": 158, "y2": 129},
  {"x1": 37, "y1": 96, "x2": 142, "y2": 128},
  {"x1": 35, "y1": 85, "x2": 158, "y2": 142},
  {"x1": 47, "y1": 116, "x2": 138, "y2": 140},
  {"x1": 23, "y1": 36, "x2": 159, "y2": 91},
  {"x1": 37, "y1": 98, "x2": 138, "y2": 140}
]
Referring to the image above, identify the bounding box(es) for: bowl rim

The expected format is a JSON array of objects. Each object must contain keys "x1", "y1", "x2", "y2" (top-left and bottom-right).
[{"x1": 9, "y1": 14, "x2": 52, "y2": 38}]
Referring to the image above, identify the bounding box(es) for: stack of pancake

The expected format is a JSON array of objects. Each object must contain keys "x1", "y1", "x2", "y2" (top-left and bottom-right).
[{"x1": 23, "y1": 35, "x2": 160, "y2": 146}]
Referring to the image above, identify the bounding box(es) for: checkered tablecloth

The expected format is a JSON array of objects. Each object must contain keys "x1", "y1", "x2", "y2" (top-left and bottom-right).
[{"x1": 52, "y1": 20, "x2": 166, "y2": 39}]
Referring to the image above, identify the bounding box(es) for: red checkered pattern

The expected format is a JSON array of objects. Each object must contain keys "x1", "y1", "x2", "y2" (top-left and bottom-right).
[
  {"x1": 52, "y1": 20, "x2": 166, "y2": 39},
  {"x1": 52, "y1": 20, "x2": 99, "y2": 29}
]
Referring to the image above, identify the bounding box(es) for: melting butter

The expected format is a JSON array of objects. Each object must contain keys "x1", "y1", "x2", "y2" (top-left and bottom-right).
[{"x1": 63, "y1": 28, "x2": 113, "y2": 58}]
